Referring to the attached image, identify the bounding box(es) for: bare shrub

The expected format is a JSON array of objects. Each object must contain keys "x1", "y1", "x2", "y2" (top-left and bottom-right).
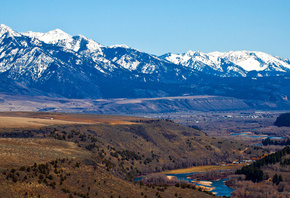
[
  {"x1": 226, "y1": 174, "x2": 246, "y2": 187},
  {"x1": 231, "y1": 181, "x2": 280, "y2": 198},
  {"x1": 142, "y1": 174, "x2": 178, "y2": 185}
]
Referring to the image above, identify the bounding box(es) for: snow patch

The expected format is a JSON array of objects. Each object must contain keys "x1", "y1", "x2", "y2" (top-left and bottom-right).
[
  {"x1": 236, "y1": 57, "x2": 264, "y2": 71},
  {"x1": 56, "y1": 35, "x2": 103, "y2": 53},
  {"x1": 116, "y1": 55, "x2": 140, "y2": 70}
]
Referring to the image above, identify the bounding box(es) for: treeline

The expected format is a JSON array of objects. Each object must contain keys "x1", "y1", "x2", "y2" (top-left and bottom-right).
[
  {"x1": 280, "y1": 158, "x2": 290, "y2": 166},
  {"x1": 235, "y1": 146, "x2": 290, "y2": 182},
  {"x1": 262, "y1": 137, "x2": 290, "y2": 146},
  {"x1": 253, "y1": 146, "x2": 290, "y2": 168},
  {"x1": 274, "y1": 113, "x2": 290, "y2": 127},
  {"x1": 272, "y1": 173, "x2": 283, "y2": 185},
  {"x1": 235, "y1": 166, "x2": 264, "y2": 182}
]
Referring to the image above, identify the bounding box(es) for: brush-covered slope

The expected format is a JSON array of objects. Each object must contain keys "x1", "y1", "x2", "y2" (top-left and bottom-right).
[
  {"x1": 0, "y1": 112, "x2": 266, "y2": 174},
  {"x1": 0, "y1": 112, "x2": 227, "y2": 197}
]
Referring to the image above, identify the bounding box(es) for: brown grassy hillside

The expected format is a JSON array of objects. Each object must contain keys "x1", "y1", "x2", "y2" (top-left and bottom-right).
[{"x1": 0, "y1": 112, "x2": 267, "y2": 197}]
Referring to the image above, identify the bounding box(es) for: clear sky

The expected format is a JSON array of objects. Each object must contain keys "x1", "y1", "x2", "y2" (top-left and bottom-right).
[{"x1": 1, "y1": 0, "x2": 290, "y2": 58}]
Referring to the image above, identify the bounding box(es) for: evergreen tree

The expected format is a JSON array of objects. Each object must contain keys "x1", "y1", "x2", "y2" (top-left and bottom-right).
[
  {"x1": 278, "y1": 174, "x2": 283, "y2": 185},
  {"x1": 272, "y1": 174, "x2": 278, "y2": 184}
]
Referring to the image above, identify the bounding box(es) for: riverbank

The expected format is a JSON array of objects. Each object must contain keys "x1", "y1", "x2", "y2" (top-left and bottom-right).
[
  {"x1": 162, "y1": 164, "x2": 243, "y2": 174},
  {"x1": 135, "y1": 164, "x2": 237, "y2": 197}
]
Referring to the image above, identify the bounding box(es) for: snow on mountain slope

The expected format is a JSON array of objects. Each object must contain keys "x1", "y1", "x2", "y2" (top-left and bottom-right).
[
  {"x1": 1, "y1": 24, "x2": 290, "y2": 100},
  {"x1": 162, "y1": 51, "x2": 224, "y2": 71},
  {"x1": 22, "y1": 28, "x2": 104, "y2": 56},
  {"x1": 21, "y1": 27, "x2": 120, "y2": 74},
  {"x1": 0, "y1": 33, "x2": 57, "y2": 80},
  {"x1": 56, "y1": 35, "x2": 104, "y2": 54},
  {"x1": 1, "y1": 26, "x2": 85, "y2": 81},
  {"x1": 102, "y1": 45, "x2": 182, "y2": 78},
  {"x1": 5, "y1": 48, "x2": 55, "y2": 79},
  {"x1": 209, "y1": 51, "x2": 290, "y2": 71},
  {"x1": 0, "y1": 25, "x2": 54, "y2": 78},
  {"x1": 22, "y1": 29, "x2": 71, "y2": 44},
  {"x1": 1, "y1": 24, "x2": 290, "y2": 80},
  {"x1": 161, "y1": 50, "x2": 290, "y2": 77},
  {"x1": 0, "y1": 24, "x2": 21, "y2": 38}
]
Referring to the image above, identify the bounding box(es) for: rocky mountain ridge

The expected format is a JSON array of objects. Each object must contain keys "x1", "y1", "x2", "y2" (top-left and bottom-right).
[
  {"x1": 0, "y1": 24, "x2": 290, "y2": 110},
  {"x1": 2, "y1": 24, "x2": 290, "y2": 80}
]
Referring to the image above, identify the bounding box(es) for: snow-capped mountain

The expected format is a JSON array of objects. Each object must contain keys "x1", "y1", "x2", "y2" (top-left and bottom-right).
[
  {"x1": 100, "y1": 45, "x2": 193, "y2": 83},
  {"x1": 1, "y1": 24, "x2": 290, "y2": 102},
  {"x1": 161, "y1": 50, "x2": 290, "y2": 77},
  {"x1": 22, "y1": 29, "x2": 71, "y2": 44},
  {"x1": 0, "y1": 24, "x2": 130, "y2": 98},
  {"x1": 3, "y1": 24, "x2": 290, "y2": 79}
]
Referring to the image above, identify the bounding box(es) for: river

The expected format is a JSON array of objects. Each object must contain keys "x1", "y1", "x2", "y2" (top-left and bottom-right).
[
  {"x1": 231, "y1": 132, "x2": 286, "y2": 139},
  {"x1": 135, "y1": 172, "x2": 234, "y2": 197},
  {"x1": 166, "y1": 172, "x2": 234, "y2": 197}
]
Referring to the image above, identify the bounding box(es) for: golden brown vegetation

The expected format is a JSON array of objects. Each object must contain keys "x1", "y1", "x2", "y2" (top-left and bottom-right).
[
  {"x1": 0, "y1": 112, "x2": 270, "y2": 197},
  {"x1": 162, "y1": 164, "x2": 243, "y2": 174}
]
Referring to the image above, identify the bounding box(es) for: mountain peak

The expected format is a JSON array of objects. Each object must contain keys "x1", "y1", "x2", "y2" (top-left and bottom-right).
[
  {"x1": 161, "y1": 50, "x2": 290, "y2": 75},
  {"x1": 0, "y1": 24, "x2": 9, "y2": 29},
  {"x1": 0, "y1": 24, "x2": 21, "y2": 37},
  {"x1": 48, "y1": 28, "x2": 66, "y2": 34},
  {"x1": 185, "y1": 50, "x2": 204, "y2": 57},
  {"x1": 55, "y1": 34, "x2": 104, "y2": 53},
  {"x1": 186, "y1": 50, "x2": 194, "y2": 55},
  {"x1": 22, "y1": 28, "x2": 71, "y2": 44}
]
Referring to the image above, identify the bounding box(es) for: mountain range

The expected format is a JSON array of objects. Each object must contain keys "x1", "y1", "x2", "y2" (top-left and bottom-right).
[{"x1": 0, "y1": 24, "x2": 290, "y2": 110}]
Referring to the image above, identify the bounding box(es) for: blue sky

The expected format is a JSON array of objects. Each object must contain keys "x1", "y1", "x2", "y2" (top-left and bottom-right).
[{"x1": 1, "y1": 0, "x2": 290, "y2": 58}]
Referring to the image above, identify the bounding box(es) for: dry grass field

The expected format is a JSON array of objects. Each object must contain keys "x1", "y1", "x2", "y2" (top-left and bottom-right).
[
  {"x1": 162, "y1": 164, "x2": 244, "y2": 174},
  {"x1": 0, "y1": 116, "x2": 91, "y2": 129},
  {"x1": 0, "y1": 138, "x2": 91, "y2": 168},
  {"x1": 0, "y1": 112, "x2": 142, "y2": 128}
]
